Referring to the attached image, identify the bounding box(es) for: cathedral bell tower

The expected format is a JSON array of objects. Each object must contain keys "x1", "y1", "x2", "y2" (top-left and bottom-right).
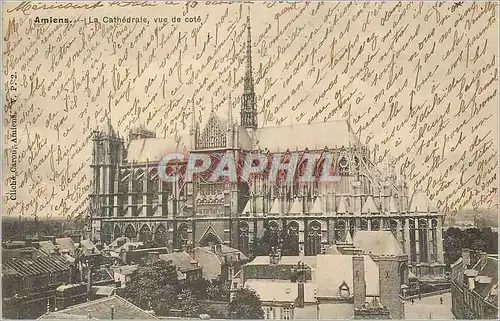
[
  {"x1": 90, "y1": 117, "x2": 124, "y2": 241},
  {"x1": 241, "y1": 9, "x2": 258, "y2": 130}
]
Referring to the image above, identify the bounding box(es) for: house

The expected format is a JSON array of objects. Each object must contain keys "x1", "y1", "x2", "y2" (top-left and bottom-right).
[
  {"x1": 193, "y1": 244, "x2": 248, "y2": 282},
  {"x1": 159, "y1": 251, "x2": 202, "y2": 281},
  {"x1": 242, "y1": 251, "x2": 405, "y2": 319},
  {"x1": 55, "y1": 237, "x2": 76, "y2": 257},
  {"x1": 2, "y1": 256, "x2": 71, "y2": 319},
  {"x1": 112, "y1": 264, "x2": 139, "y2": 288},
  {"x1": 450, "y1": 249, "x2": 498, "y2": 319},
  {"x1": 38, "y1": 295, "x2": 158, "y2": 319}
]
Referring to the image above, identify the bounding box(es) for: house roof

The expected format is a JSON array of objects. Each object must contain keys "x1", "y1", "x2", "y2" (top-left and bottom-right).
[
  {"x1": 38, "y1": 241, "x2": 57, "y2": 254},
  {"x1": 253, "y1": 120, "x2": 359, "y2": 152},
  {"x1": 316, "y1": 255, "x2": 379, "y2": 297},
  {"x1": 3, "y1": 256, "x2": 70, "y2": 277},
  {"x1": 38, "y1": 295, "x2": 157, "y2": 319},
  {"x1": 474, "y1": 256, "x2": 498, "y2": 305},
  {"x1": 113, "y1": 264, "x2": 139, "y2": 276},
  {"x1": 55, "y1": 238, "x2": 76, "y2": 255},
  {"x1": 245, "y1": 280, "x2": 317, "y2": 303},
  {"x1": 159, "y1": 252, "x2": 200, "y2": 272},
  {"x1": 197, "y1": 245, "x2": 248, "y2": 263},
  {"x1": 352, "y1": 231, "x2": 404, "y2": 256}
]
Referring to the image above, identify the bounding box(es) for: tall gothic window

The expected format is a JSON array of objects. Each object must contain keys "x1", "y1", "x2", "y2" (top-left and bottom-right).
[
  {"x1": 125, "y1": 224, "x2": 136, "y2": 240},
  {"x1": 361, "y1": 219, "x2": 369, "y2": 231},
  {"x1": 176, "y1": 223, "x2": 189, "y2": 250},
  {"x1": 239, "y1": 221, "x2": 250, "y2": 255},
  {"x1": 409, "y1": 219, "x2": 417, "y2": 263},
  {"x1": 390, "y1": 219, "x2": 398, "y2": 237},
  {"x1": 371, "y1": 219, "x2": 380, "y2": 231},
  {"x1": 349, "y1": 218, "x2": 356, "y2": 238},
  {"x1": 338, "y1": 157, "x2": 349, "y2": 176},
  {"x1": 139, "y1": 224, "x2": 152, "y2": 243},
  {"x1": 419, "y1": 219, "x2": 428, "y2": 263},
  {"x1": 431, "y1": 219, "x2": 438, "y2": 262},
  {"x1": 114, "y1": 225, "x2": 122, "y2": 239},
  {"x1": 154, "y1": 224, "x2": 168, "y2": 247},
  {"x1": 335, "y1": 220, "x2": 347, "y2": 243},
  {"x1": 305, "y1": 221, "x2": 322, "y2": 256},
  {"x1": 282, "y1": 222, "x2": 299, "y2": 256}
]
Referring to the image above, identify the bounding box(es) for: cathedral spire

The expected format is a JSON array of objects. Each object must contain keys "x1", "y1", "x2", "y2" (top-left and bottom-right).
[{"x1": 241, "y1": 7, "x2": 257, "y2": 129}]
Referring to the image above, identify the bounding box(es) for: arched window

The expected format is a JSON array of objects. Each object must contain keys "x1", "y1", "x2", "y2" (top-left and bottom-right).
[
  {"x1": 361, "y1": 219, "x2": 369, "y2": 231},
  {"x1": 338, "y1": 157, "x2": 349, "y2": 176},
  {"x1": 139, "y1": 224, "x2": 152, "y2": 243},
  {"x1": 113, "y1": 225, "x2": 122, "y2": 239},
  {"x1": 282, "y1": 222, "x2": 299, "y2": 256},
  {"x1": 335, "y1": 220, "x2": 347, "y2": 243},
  {"x1": 431, "y1": 219, "x2": 438, "y2": 262},
  {"x1": 408, "y1": 219, "x2": 417, "y2": 263},
  {"x1": 306, "y1": 221, "x2": 322, "y2": 256},
  {"x1": 239, "y1": 221, "x2": 250, "y2": 255},
  {"x1": 390, "y1": 219, "x2": 398, "y2": 237},
  {"x1": 419, "y1": 219, "x2": 428, "y2": 263},
  {"x1": 176, "y1": 223, "x2": 189, "y2": 250},
  {"x1": 125, "y1": 224, "x2": 136, "y2": 240},
  {"x1": 154, "y1": 224, "x2": 168, "y2": 246},
  {"x1": 371, "y1": 219, "x2": 380, "y2": 231},
  {"x1": 349, "y1": 218, "x2": 356, "y2": 238}
]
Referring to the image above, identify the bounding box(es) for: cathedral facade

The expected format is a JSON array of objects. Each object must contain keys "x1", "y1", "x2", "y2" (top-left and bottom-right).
[{"x1": 89, "y1": 15, "x2": 445, "y2": 277}]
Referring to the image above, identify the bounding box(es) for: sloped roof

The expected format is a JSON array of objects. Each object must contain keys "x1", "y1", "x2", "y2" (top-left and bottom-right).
[
  {"x1": 38, "y1": 295, "x2": 157, "y2": 319},
  {"x1": 352, "y1": 231, "x2": 404, "y2": 256},
  {"x1": 3, "y1": 256, "x2": 69, "y2": 277},
  {"x1": 474, "y1": 256, "x2": 498, "y2": 304},
  {"x1": 55, "y1": 238, "x2": 75, "y2": 255},
  {"x1": 409, "y1": 190, "x2": 438, "y2": 213},
  {"x1": 127, "y1": 134, "x2": 191, "y2": 163},
  {"x1": 159, "y1": 252, "x2": 200, "y2": 272},
  {"x1": 38, "y1": 241, "x2": 57, "y2": 254},
  {"x1": 253, "y1": 120, "x2": 359, "y2": 152},
  {"x1": 112, "y1": 264, "x2": 139, "y2": 276},
  {"x1": 247, "y1": 255, "x2": 317, "y2": 268},
  {"x1": 245, "y1": 280, "x2": 317, "y2": 303},
  {"x1": 289, "y1": 198, "x2": 302, "y2": 214},
  {"x1": 316, "y1": 255, "x2": 379, "y2": 297}
]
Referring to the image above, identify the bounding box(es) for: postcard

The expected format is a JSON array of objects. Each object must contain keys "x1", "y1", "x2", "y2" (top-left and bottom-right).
[{"x1": 2, "y1": 1, "x2": 498, "y2": 320}]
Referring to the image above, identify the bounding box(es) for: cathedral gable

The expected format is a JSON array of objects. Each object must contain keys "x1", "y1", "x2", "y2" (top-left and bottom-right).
[{"x1": 198, "y1": 115, "x2": 227, "y2": 149}]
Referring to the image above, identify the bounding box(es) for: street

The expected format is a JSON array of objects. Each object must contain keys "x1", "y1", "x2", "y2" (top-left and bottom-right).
[{"x1": 404, "y1": 292, "x2": 454, "y2": 319}]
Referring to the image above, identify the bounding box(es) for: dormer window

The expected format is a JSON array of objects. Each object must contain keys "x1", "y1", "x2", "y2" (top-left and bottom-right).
[{"x1": 339, "y1": 281, "x2": 350, "y2": 297}]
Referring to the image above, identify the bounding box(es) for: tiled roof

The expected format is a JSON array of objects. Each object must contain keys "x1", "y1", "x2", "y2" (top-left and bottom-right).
[
  {"x1": 352, "y1": 231, "x2": 404, "y2": 256},
  {"x1": 3, "y1": 256, "x2": 70, "y2": 277},
  {"x1": 159, "y1": 252, "x2": 200, "y2": 272},
  {"x1": 38, "y1": 295, "x2": 157, "y2": 319}
]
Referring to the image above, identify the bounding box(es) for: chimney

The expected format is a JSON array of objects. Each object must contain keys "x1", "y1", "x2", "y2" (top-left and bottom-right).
[
  {"x1": 111, "y1": 305, "x2": 114, "y2": 320},
  {"x1": 462, "y1": 249, "x2": 471, "y2": 267},
  {"x1": 352, "y1": 256, "x2": 366, "y2": 309},
  {"x1": 295, "y1": 261, "x2": 307, "y2": 308},
  {"x1": 480, "y1": 251, "x2": 488, "y2": 270},
  {"x1": 378, "y1": 255, "x2": 405, "y2": 320},
  {"x1": 148, "y1": 252, "x2": 160, "y2": 265}
]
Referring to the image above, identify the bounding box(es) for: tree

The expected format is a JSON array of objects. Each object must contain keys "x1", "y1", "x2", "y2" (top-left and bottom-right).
[
  {"x1": 118, "y1": 260, "x2": 200, "y2": 317},
  {"x1": 229, "y1": 288, "x2": 264, "y2": 319}
]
